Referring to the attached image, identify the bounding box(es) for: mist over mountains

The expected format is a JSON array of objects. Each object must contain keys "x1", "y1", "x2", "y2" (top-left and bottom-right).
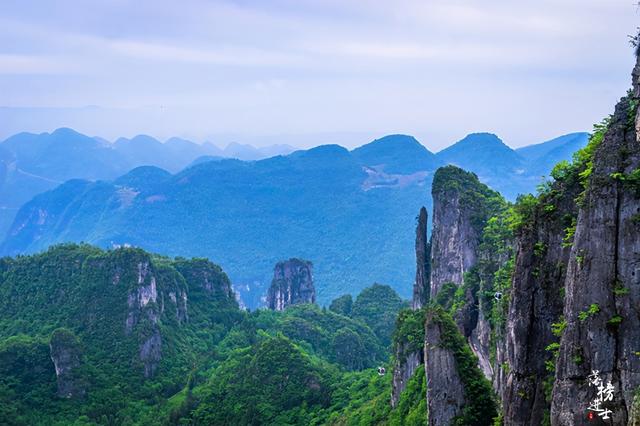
[{"x1": 0, "y1": 128, "x2": 588, "y2": 307}]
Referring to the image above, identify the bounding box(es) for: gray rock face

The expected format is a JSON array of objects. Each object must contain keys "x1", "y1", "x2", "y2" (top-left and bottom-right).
[
  {"x1": 429, "y1": 185, "x2": 480, "y2": 298},
  {"x1": 391, "y1": 340, "x2": 424, "y2": 408},
  {"x1": 266, "y1": 259, "x2": 315, "y2": 311},
  {"x1": 425, "y1": 309, "x2": 467, "y2": 425},
  {"x1": 428, "y1": 166, "x2": 504, "y2": 381},
  {"x1": 551, "y1": 60, "x2": 640, "y2": 425},
  {"x1": 412, "y1": 206, "x2": 430, "y2": 309},
  {"x1": 49, "y1": 329, "x2": 85, "y2": 399},
  {"x1": 392, "y1": 206, "x2": 429, "y2": 407},
  {"x1": 498, "y1": 179, "x2": 577, "y2": 424},
  {"x1": 124, "y1": 259, "x2": 188, "y2": 378}
]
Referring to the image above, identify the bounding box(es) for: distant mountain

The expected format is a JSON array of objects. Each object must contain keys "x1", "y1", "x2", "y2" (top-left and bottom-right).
[
  {"x1": 0, "y1": 128, "x2": 299, "y2": 238},
  {"x1": 435, "y1": 132, "x2": 590, "y2": 200},
  {"x1": 1, "y1": 143, "x2": 431, "y2": 308},
  {"x1": 516, "y1": 132, "x2": 589, "y2": 176},
  {"x1": 222, "y1": 141, "x2": 296, "y2": 160},
  {"x1": 0, "y1": 130, "x2": 590, "y2": 308},
  {"x1": 0, "y1": 128, "x2": 131, "y2": 239},
  {"x1": 352, "y1": 134, "x2": 442, "y2": 174}
]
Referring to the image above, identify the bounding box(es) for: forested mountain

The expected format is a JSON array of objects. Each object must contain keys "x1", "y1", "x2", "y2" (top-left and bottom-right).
[
  {"x1": 1, "y1": 51, "x2": 636, "y2": 426},
  {"x1": 393, "y1": 51, "x2": 640, "y2": 425},
  {"x1": 0, "y1": 129, "x2": 294, "y2": 239},
  {"x1": 0, "y1": 131, "x2": 587, "y2": 308},
  {"x1": 0, "y1": 243, "x2": 409, "y2": 425}
]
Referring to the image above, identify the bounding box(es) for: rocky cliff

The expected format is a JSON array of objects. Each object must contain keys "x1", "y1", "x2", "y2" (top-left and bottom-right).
[
  {"x1": 496, "y1": 175, "x2": 579, "y2": 424},
  {"x1": 550, "y1": 55, "x2": 640, "y2": 425},
  {"x1": 421, "y1": 49, "x2": 640, "y2": 425},
  {"x1": 428, "y1": 166, "x2": 507, "y2": 380},
  {"x1": 391, "y1": 308, "x2": 425, "y2": 408},
  {"x1": 392, "y1": 206, "x2": 430, "y2": 407},
  {"x1": 266, "y1": 258, "x2": 316, "y2": 310},
  {"x1": 0, "y1": 244, "x2": 239, "y2": 387},
  {"x1": 425, "y1": 306, "x2": 497, "y2": 425},
  {"x1": 49, "y1": 328, "x2": 86, "y2": 399},
  {"x1": 412, "y1": 206, "x2": 430, "y2": 309},
  {"x1": 429, "y1": 166, "x2": 484, "y2": 297}
]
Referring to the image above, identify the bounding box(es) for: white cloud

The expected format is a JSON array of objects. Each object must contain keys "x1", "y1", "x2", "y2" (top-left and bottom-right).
[{"x1": 0, "y1": 54, "x2": 74, "y2": 74}]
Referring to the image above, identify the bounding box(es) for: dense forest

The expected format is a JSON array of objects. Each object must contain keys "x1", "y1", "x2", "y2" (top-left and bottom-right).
[{"x1": 0, "y1": 244, "x2": 428, "y2": 425}]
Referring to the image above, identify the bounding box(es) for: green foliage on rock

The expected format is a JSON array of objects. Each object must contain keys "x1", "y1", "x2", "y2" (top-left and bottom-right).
[
  {"x1": 432, "y1": 165, "x2": 507, "y2": 236},
  {"x1": 392, "y1": 309, "x2": 426, "y2": 360},
  {"x1": 427, "y1": 306, "x2": 498, "y2": 425},
  {"x1": 0, "y1": 247, "x2": 419, "y2": 425}
]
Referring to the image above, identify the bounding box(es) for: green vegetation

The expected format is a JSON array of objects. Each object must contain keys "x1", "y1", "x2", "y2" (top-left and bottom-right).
[
  {"x1": 607, "y1": 315, "x2": 623, "y2": 328},
  {"x1": 427, "y1": 306, "x2": 498, "y2": 425},
  {"x1": 578, "y1": 303, "x2": 601, "y2": 322},
  {"x1": 329, "y1": 294, "x2": 353, "y2": 316},
  {"x1": 551, "y1": 317, "x2": 567, "y2": 337},
  {"x1": 0, "y1": 244, "x2": 423, "y2": 425},
  {"x1": 392, "y1": 308, "x2": 426, "y2": 359},
  {"x1": 432, "y1": 165, "x2": 507, "y2": 236},
  {"x1": 388, "y1": 365, "x2": 427, "y2": 426},
  {"x1": 351, "y1": 283, "x2": 407, "y2": 348}
]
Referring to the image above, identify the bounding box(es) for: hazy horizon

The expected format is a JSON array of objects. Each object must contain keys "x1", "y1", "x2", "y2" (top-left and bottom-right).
[
  {"x1": 1, "y1": 0, "x2": 638, "y2": 150},
  {"x1": 0, "y1": 124, "x2": 591, "y2": 154}
]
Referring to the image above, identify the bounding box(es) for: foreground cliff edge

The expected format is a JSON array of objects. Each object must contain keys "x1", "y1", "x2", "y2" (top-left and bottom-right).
[
  {"x1": 0, "y1": 38, "x2": 638, "y2": 426},
  {"x1": 405, "y1": 45, "x2": 640, "y2": 425}
]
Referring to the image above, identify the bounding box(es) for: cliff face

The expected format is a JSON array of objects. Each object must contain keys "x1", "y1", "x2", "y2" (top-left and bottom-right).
[
  {"x1": 497, "y1": 177, "x2": 578, "y2": 424},
  {"x1": 0, "y1": 244, "x2": 239, "y2": 387},
  {"x1": 551, "y1": 58, "x2": 640, "y2": 425},
  {"x1": 412, "y1": 206, "x2": 431, "y2": 309},
  {"x1": 266, "y1": 258, "x2": 315, "y2": 311},
  {"x1": 49, "y1": 328, "x2": 85, "y2": 399},
  {"x1": 425, "y1": 309, "x2": 467, "y2": 425},
  {"x1": 428, "y1": 166, "x2": 506, "y2": 381},
  {"x1": 391, "y1": 308, "x2": 425, "y2": 408},
  {"x1": 429, "y1": 167, "x2": 484, "y2": 298},
  {"x1": 425, "y1": 306, "x2": 497, "y2": 425},
  {"x1": 392, "y1": 206, "x2": 430, "y2": 406}
]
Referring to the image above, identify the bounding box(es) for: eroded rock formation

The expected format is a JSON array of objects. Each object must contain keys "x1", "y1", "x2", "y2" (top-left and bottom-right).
[
  {"x1": 49, "y1": 328, "x2": 85, "y2": 399},
  {"x1": 266, "y1": 258, "x2": 315, "y2": 311},
  {"x1": 551, "y1": 55, "x2": 640, "y2": 426},
  {"x1": 412, "y1": 206, "x2": 430, "y2": 309}
]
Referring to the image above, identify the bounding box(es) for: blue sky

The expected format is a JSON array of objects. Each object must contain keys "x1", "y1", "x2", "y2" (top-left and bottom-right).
[{"x1": 0, "y1": 0, "x2": 638, "y2": 149}]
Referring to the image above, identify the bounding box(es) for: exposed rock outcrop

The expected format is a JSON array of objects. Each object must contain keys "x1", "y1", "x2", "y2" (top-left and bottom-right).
[
  {"x1": 392, "y1": 340, "x2": 424, "y2": 408},
  {"x1": 496, "y1": 177, "x2": 578, "y2": 424},
  {"x1": 49, "y1": 328, "x2": 85, "y2": 399},
  {"x1": 425, "y1": 309, "x2": 467, "y2": 425},
  {"x1": 412, "y1": 206, "x2": 431, "y2": 309},
  {"x1": 266, "y1": 258, "x2": 315, "y2": 311},
  {"x1": 551, "y1": 57, "x2": 640, "y2": 425},
  {"x1": 391, "y1": 308, "x2": 425, "y2": 408},
  {"x1": 424, "y1": 306, "x2": 497, "y2": 425},
  {"x1": 430, "y1": 166, "x2": 485, "y2": 298},
  {"x1": 428, "y1": 166, "x2": 506, "y2": 381}
]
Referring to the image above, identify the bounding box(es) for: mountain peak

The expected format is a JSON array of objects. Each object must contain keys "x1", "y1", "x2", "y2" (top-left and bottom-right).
[
  {"x1": 352, "y1": 134, "x2": 440, "y2": 174},
  {"x1": 51, "y1": 127, "x2": 82, "y2": 138}
]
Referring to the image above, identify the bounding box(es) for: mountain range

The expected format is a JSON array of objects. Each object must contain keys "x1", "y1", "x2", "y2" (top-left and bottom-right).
[
  {"x1": 0, "y1": 128, "x2": 296, "y2": 238},
  {"x1": 0, "y1": 129, "x2": 588, "y2": 307}
]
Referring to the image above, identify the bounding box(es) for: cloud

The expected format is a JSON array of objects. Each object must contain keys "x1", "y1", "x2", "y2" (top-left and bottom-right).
[
  {"x1": 0, "y1": 54, "x2": 74, "y2": 74},
  {"x1": 0, "y1": 0, "x2": 638, "y2": 148}
]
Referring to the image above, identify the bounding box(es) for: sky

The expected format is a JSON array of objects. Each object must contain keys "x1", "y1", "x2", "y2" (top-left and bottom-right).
[{"x1": 0, "y1": 0, "x2": 638, "y2": 150}]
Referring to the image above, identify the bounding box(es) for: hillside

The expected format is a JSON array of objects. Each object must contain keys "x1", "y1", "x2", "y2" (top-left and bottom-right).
[
  {"x1": 1, "y1": 132, "x2": 590, "y2": 308},
  {"x1": 436, "y1": 132, "x2": 589, "y2": 200},
  {"x1": 0, "y1": 129, "x2": 295, "y2": 239},
  {"x1": 0, "y1": 244, "x2": 408, "y2": 425}
]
